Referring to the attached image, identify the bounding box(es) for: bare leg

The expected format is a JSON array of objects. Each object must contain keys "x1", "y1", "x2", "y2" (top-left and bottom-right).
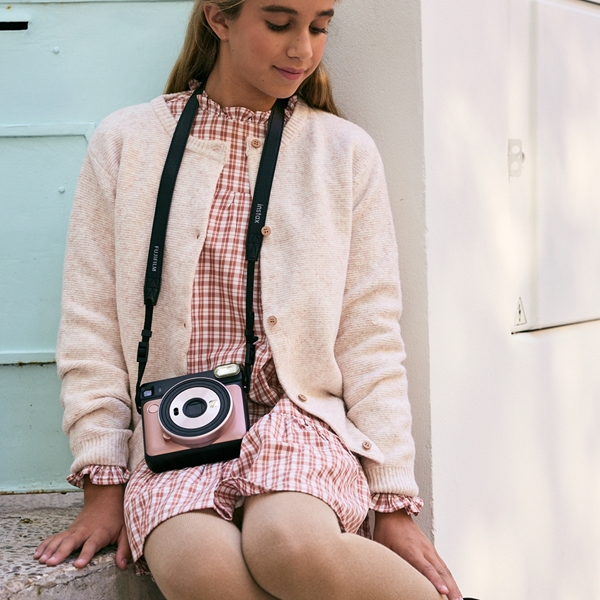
[
  {"x1": 242, "y1": 492, "x2": 443, "y2": 600},
  {"x1": 144, "y1": 509, "x2": 277, "y2": 600}
]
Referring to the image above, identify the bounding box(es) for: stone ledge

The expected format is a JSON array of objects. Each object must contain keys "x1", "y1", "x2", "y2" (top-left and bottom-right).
[{"x1": 0, "y1": 493, "x2": 164, "y2": 599}]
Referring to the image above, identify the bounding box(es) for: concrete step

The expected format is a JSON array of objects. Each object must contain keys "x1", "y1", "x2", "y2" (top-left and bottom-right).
[{"x1": 0, "y1": 493, "x2": 165, "y2": 599}]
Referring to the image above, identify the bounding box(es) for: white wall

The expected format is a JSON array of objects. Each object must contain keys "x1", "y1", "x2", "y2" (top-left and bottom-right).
[
  {"x1": 326, "y1": 1, "x2": 434, "y2": 529},
  {"x1": 422, "y1": 0, "x2": 600, "y2": 598}
]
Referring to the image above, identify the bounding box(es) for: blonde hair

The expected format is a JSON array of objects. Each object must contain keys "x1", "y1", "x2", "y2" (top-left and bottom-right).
[{"x1": 165, "y1": 0, "x2": 340, "y2": 116}]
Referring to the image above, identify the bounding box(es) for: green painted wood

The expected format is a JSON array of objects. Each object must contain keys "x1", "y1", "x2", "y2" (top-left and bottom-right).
[
  {"x1": 0, "y1": 364, "x2": 72, "y2": 492},
  {"x1": 0, "y1": 0, "x2": 193, "y2": 490},
  {"x1": 0, "y1": 134, "x2": 87, "y2": 363}
]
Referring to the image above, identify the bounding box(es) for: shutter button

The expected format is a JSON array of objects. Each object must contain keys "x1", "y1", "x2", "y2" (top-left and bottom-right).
[
  {"x1": 298, "y1": 394, "x2": 307, "y2": 402},
  {"x1": 261, "y1": 226, "x2": 271, "y2": 236},
  {"x1": 267, "y1": 316, "x2": 277, "y2": 325},
  {"x1": 362, "y1": 440, "x2": 372, "y2": 450},
  {"x1": 251, "y1": 139, "x2": 262, "y2": 148}
]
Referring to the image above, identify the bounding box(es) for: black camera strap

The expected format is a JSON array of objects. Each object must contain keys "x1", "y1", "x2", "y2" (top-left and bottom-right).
[{"x1": 135, "y1": 83, "x2": 286, "y2": 412}]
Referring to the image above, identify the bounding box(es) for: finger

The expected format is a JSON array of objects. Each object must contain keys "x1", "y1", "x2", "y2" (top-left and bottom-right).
[
  {"x1": 422, "y1": 556, "x2": 462, "y2": 600},
  {"x1": 37, "y1": 532, "x2": 76, "y2": 563},
  {"x1": 73, "y1": 535, "x2": 107, "y2": 569},
  {"x1": 44, "y1": 532, "x2": 88, "y2": 566},
  {"x1": 417, "y1": 561, "x2": 451, "y2": 596},
  {"x1": 115, "y1": 527, "x2": 132, "y2": 570},
  {"x1": 436, "y1": 564, "x2": 462, "y2": 600},
  {"x1": 34, "y1": 535, "x2": 58, "y2": 559}
]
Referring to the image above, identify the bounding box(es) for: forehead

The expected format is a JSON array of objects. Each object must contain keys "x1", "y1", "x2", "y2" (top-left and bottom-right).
[{"x1": 244, "y1": 0, "x2": 335, "y2": 18}]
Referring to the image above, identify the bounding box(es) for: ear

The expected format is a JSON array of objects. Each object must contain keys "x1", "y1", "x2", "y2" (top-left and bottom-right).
[{"x1": 204, "y1": 3, "x2": 230, "y2": 41}]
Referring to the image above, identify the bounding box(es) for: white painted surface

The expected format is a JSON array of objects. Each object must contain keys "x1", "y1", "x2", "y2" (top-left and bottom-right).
[
  {"x1": 422, "y1": 0, "x2": 600, "y2": 598},
  {"x1": 533, "y1": 0, "x2": 600, "y2": 327},
  {"x1": 326, "y1": 0, "x2": 433, "y2": 528}
]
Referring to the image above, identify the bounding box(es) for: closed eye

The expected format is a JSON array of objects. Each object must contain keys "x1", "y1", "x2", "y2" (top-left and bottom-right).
[
  {"x1": 266, "y1": 21, "x2": 290, "y2": 31},
  {"x1": 266, "y1": 21, "x2": 329, "y2": 35}
]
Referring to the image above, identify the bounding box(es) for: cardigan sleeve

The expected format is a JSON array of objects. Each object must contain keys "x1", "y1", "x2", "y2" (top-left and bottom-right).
[
  {"x1": 56, "y1": 135, "x2": 133, "y2": 475},
  {"x1": 334, "y1": 139, "x2": 418, "y2": 497}
]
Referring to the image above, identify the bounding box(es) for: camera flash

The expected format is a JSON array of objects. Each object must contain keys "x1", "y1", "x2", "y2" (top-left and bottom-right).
[
  {"x1": 214, "y1": 363, "x2": 240, "y2": 379},
  {"x1": 143, "y1": 389, "x2": 154, "y2": 398}
]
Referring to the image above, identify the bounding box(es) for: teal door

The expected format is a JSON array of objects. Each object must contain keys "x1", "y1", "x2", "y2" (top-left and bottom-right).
[{"x1": 0, "y1": 0, "x2": 192, "y2": 492}]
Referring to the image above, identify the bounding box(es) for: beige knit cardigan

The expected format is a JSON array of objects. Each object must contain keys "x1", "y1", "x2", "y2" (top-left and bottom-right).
[{"x1": 57, "y1": 94, "x2": 418, "y2": 497}]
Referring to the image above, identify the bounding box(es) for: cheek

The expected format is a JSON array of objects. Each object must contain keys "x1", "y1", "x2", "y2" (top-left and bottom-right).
[
  {"x1": 312, "y1": 37, "x2": 328, "y2": 63},
  {"x1": 247, "y1": 35, "x2": 279, "y2": 65},
  {"x1": 232, "y1": 31, "x2": 267, "y2": 61}
]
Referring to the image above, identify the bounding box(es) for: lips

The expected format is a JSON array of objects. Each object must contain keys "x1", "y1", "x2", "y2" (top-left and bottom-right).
[{"x1": 274, "y1": 67, "x2": 305, "y2": 81}]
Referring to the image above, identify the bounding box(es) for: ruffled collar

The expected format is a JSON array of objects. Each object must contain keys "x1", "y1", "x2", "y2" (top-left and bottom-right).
[{"x1": 190, "y1": 81, "x2": 297, "y2": 124}]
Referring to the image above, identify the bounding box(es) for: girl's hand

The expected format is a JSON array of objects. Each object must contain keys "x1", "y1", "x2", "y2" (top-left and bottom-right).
[
  {"x1": 33, "y1": 478, "x2": 131, "y2": 570},
  {"x1": 374, "y1": 510, "x2": 463, "y2": 600}
]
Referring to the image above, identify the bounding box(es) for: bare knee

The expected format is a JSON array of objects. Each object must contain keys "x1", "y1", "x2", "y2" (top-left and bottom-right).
[{"x1": 241, "y1": 494, "x2": 343, "y2": 596}]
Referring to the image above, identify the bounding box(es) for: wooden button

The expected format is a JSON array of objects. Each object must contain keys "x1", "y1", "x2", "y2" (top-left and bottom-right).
[
  {"x1": 362, "y1": 440, "x2": 372, "y2": 450},
  {"x1": 261, "y1": 226, "x2": 271, "y2": 236},
  {"x1": 298, "y1": 394, "x2": 307, "y2": 402},
  {"x1": 251, "y1": 139, "x2": 262, "y2": 148},
  {"x1": 267, "y1": 316, "x2": 277, "y2": 325}
]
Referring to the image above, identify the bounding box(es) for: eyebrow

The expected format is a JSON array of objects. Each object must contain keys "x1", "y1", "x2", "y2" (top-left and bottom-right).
[{"x1": 261, "y1": 5, "x2": 335, "y2": 18}]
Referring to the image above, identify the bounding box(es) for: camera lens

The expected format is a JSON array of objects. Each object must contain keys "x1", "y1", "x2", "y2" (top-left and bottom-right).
[
  {"x1": 159, "y1": 377, "x2": 232, "y2": 445},
  {"x1": 183, "y1": 398, "x2": 208, "y2": 418}
]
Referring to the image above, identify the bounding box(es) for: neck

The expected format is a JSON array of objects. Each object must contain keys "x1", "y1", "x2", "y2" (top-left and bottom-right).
[{"x1": 204, "y1": 58, "x2": 276, "y2": 112}]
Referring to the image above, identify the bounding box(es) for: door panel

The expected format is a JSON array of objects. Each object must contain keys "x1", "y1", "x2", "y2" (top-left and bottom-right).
[
  {"x1": 533, "y1": 0, "x2": 600, "y2": 327},
  {"x1": 0, "y1": 0, "x2": 192, "y2": 491},
  {"x1": 0, "y1": 133, "x2": 88, "y2": 363},
  {"x1": 510, "y1": 0, "x2": 600, "y2": 331}
]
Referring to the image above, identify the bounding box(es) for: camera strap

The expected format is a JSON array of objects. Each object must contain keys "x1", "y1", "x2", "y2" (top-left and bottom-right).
[{"x1": 135, "y1": 83, "x2": 286, "y2": 412}]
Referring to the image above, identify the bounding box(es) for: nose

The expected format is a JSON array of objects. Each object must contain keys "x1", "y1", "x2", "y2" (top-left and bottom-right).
[{"x1": 287, "y1": 30, "x2": 313, "y2": 61}]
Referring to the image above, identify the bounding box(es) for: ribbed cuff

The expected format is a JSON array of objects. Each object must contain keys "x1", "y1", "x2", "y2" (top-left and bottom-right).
[
  {"x1": 69, "y1": 429, "x2": 131, "y2": 475},
  {"x1": 362, "y1": 463, "x2": 419, "y2": 497}
]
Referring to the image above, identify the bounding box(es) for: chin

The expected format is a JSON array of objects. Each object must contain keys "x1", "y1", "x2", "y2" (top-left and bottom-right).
[{"x1": 274, "y1": 81, "x2": 305, "y2": 99}]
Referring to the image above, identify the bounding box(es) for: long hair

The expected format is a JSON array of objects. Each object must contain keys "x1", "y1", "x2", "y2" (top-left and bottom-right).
[{"x1": 165, "y1": 0, "x2": 340, "y2": 116}]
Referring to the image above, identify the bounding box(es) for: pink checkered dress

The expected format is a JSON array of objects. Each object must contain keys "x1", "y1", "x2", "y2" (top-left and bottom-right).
[{"x1": 70, "y1": 90, "x2": 422, "y2": 564}]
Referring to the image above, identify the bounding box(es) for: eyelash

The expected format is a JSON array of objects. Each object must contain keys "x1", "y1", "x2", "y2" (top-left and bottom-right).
[{"x1": 266, "y1": 22, "x2": 329, "y2": 35}]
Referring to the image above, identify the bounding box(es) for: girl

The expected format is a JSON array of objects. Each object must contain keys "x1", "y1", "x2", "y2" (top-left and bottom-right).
[{"x1": 35, "y1": 1, "x2": 463, "y2": 599}]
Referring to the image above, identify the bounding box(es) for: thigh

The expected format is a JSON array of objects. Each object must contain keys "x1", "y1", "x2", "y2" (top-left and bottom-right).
[
  {"x1": 241, "y1": 493, "x2": 442, "y2": 600},
  {"x1": 144, "y1": 509, "x2": 275, "y2": 600}
]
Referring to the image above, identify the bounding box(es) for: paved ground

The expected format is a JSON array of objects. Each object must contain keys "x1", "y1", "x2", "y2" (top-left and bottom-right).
[{"x1": 0, "y1": 493, "x2": 164, "y2": 599}]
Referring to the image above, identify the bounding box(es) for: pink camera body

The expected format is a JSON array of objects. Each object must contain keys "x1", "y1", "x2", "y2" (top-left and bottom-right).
[
  {"x1": 139, "y1": 365, "x2": 249, "y2": 472},
  {"x1": 143, "y1": 383, "x2": 247, "y2": 457}
]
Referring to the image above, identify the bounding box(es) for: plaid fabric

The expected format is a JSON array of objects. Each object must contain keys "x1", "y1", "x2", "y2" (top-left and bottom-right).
[
  {"x1": 371, "y1": 493, "x2": 424, "y2": 515},
  {"x1": 67, "y1": 465, "x2": 130, "y2": 489},
  {"x1": 70, "y1": 91, "x2": 421, "y2": 563},
  {"x1": 178, "y1": 90, "x2": 296, "y2": 406},
  {"x1": 125, "y1": 397, "x2": 373, "y2": 561}
]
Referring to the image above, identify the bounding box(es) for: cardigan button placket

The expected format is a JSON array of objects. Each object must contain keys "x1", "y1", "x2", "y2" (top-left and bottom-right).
[
  {"x1": 298, "y1": 394, "x2": 307, "y2": 402},
  {"x1": 251, "y1": 138, "x2": 262, "y2": 149},
  {"x1": 362, "y1": 440, "x2": 372, "y2": 451},
  {"x1": 267, "y1": 315, "x2": 277, "y2": 325}
]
